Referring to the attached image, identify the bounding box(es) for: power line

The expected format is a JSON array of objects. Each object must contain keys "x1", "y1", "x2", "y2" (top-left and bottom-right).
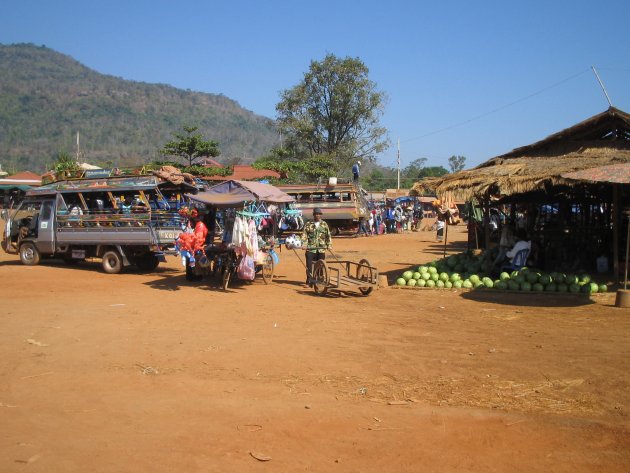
[{"x1": 401, "y1": 68, "x2": 591, "y2": 144}]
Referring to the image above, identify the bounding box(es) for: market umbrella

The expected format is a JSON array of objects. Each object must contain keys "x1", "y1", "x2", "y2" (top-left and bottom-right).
[{"x1": 187, "y1": 179, "x2": 294, "y2": 208}]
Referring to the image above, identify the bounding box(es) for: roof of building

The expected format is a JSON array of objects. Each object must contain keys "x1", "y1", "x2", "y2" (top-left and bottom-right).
[
  {"x1": 0, "y1": 171, "x2": 42, "y2": 185},
  {"x1": 204, "y1": 165, "x2": 281, "y2": 181}
]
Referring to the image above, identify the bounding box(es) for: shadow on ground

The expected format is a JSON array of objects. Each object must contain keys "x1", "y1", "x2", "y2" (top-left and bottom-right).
[{"x1": 461, "y1": 289, "x2": 595, "y2": 308}]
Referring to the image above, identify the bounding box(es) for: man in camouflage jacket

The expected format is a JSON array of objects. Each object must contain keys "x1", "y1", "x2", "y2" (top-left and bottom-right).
[{"x1": 301, "y1": 207, "x2": 332, "y2": 286}]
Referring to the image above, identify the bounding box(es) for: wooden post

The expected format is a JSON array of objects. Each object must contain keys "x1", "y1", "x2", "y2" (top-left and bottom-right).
[
  {"x1": 443, "y1": 221, "x2": 448, "y2": 258},
  {"x1": 613, "y1": 185, "x2": 619, "y2": 283},
  {"x1": 483, "y1": 198, "x2": 490, "y2": 250}
]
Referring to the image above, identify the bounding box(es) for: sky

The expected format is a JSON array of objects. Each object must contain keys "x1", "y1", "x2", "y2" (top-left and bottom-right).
[{"x1": 2, "y1": 0, "x2": 629, "y2": 170}]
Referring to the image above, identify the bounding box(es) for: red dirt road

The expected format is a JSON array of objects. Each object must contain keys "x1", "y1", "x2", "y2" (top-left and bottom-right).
[{"x1": 1, "y1": 226, "x2": 629, "y2": 472}]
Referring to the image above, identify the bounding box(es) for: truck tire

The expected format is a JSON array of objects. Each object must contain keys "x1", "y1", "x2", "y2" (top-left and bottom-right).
[
  {"x1": 136, "y1": 253, "x2": 159, "y2": 271},
  {"x1": 102, "y1": 250, "x2": 123, "y2": 274},
  {"x1": 19, "y1": 242, "x2": 41, "y2": 266}
]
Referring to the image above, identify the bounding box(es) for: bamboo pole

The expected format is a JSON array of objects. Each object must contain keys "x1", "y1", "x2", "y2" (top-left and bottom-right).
[{"x1": 613, "y1": 186, "x2": 619, "y2": 282}]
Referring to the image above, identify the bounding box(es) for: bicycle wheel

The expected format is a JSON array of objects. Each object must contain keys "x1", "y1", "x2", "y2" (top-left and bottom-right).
[{"x1": 261, "y1": 253, "x2": 274, "y2": 284}]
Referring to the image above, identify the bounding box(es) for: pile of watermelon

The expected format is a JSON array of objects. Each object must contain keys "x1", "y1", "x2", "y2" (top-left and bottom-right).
[{"x1": 395, "y1": 251, "x2": 608, "y2": 294}]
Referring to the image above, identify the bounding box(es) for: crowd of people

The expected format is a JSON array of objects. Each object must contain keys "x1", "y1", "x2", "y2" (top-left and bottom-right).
[{"x1": 356, "y1": 201, "x2": 426, "y2": 237}]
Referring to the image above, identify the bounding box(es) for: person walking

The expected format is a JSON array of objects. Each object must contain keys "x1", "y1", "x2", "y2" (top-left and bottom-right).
[
  {"x1": 352, "y1": 161, "x2": 361, "y2": 182},
  {"x1": 301, "y1": 207, "x2": 332, "y2": 286}
]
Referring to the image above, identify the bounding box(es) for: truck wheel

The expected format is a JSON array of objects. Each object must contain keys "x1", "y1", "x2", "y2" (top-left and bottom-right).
[
  {"x1": 19, "y1": 242, "x2": 40, "y2": 266},
  {"x1": 102, "y1": 250, "x2": 123, "y2": 274},
  {"x1": 136, "y1": 253, "x2": 159, "y2": 271}
]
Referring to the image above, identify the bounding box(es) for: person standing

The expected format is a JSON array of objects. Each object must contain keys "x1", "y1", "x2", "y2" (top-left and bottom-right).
[
  {"x1": 352, "y1": 161, "x2": 361, "y2": 182},
  {"x1": 301, "y1": 208, "x2": 332, "y2": 286}
]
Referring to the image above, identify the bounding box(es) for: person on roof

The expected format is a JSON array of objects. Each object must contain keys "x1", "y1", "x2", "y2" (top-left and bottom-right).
[{"x1": 352, "y1": 161, "x2": 361, "y2": 182}]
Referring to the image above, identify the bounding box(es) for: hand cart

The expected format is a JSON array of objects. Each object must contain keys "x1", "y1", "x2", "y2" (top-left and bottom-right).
[{"x1": 291, "y1": 246, "x2": 379, "y2": 296}]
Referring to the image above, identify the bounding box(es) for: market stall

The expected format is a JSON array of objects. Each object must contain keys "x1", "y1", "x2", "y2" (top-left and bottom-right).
[{"x1": 179, "y1": 180, "x2": 296, "y2": 289}]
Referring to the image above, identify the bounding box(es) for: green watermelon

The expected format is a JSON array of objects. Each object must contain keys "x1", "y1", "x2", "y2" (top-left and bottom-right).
[
  {"x1": 396, "y1": 278, "x2": 406, "y2": 286},
  {"x1": 532, "y1": 283, "x2": 544, "y2": 292},
  {"x1": 508, "y1": 281, "x2": 520, "y2": 291},
  {"x1": 589, "y1": 282, "x2": 599, "y2": 293},
  {"x1": 500, "y1": 272, "x2": 511, "y2": 281},
  {"x1": 538, "y1": 274, "x2": 551, "y2": 286},
  {"x1": 526, "y1": 272, "x2": 539, "y2": 284},
  {"x1": 428, "y1": 267, "x2": 438, "y2": 274},
  {"x1": 407, "y1": 279, "x2": 417, "y2": 287},
  {"x1": 580, "y1": 274, "x2": 592, "y2": 284},
  {"x1": 444, "y1": 281, "x2": 453, "y2": 289},
  {"x1": 557, "y1": 283, "x2": 568, "y2": 293},
  {"x1": 436, "y1": 280, "x2": 445, "y2": 288},
  {"x1": 569, "y1": 283, "x2": 580, "y2": 293},
  {"x1": 422, "y1": 272, "x2": 431, "y2": 281},
  {"x1": 598, "y1": 284, "x2": 608, "y2": 293},
  {"x1": 417, "y1": 279, "x2": 426, "y2": 287},
  {"x1": 496, "y1": 281, "x2": 508, "y2": 290},
  {"x1": 453, "y1": 280, "x2": 463, "y2": 288},
  {"x1": 426, "y1": 279, "x2": 436, "y2": 288},
  {"x1": 545, "y1": 283, "x2": 557, "y2": 292},
  {"x1": 469, "y1": 274, "x2": 481, "y2": 284},
  {"x1": 520, "y1": 282, "x2": 532, "y2": 291},
  {"x1": 412, "y1": 272, "x2": 421, "y2": 280},
  {"x1": 462, "y1": 280, "x2": 473, "y2": 289},
  {"x1": 439, "y1": 272, "x2": 450, "y2": 282},
  {"x1": 402, "y1": 271, "x2": 413, "y2": 281},
  {"x1": 450, "y1": 273, "x2": 461, "y2": 282}
]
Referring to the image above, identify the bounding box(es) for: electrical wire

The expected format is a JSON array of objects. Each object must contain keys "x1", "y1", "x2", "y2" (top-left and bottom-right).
[{"x1": 400, "y1": 68, "x2": 592, "y2": 144}]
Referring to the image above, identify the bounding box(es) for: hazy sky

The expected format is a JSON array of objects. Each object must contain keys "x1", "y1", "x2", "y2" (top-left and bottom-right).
[{"x1": 2, "y1": 0, "x2": 629, "y2": 169}]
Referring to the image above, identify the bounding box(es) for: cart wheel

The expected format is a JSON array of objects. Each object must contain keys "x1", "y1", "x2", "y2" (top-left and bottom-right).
[
  {"x1": 356, "y1": 258, "x2": 374, "y2": 295},
  {"x1": 222, "y1": 267, "x2": 231, "y2": 290},
  {"x1": 312, "y1": 260, "x2": 329, "y2": 295},
  {"x1": 261, "y1": 253, "x2": 274, "y2": 284}
]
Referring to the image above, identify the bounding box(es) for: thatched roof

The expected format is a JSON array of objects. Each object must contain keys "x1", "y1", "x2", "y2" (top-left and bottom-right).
[{"x1": 411, "y1": 107, "x2": 630, "y2": 200}]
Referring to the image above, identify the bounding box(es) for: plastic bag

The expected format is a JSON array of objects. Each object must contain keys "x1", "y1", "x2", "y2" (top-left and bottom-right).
[{"x1": 237, "y1": 255, "x2": 256, "y2": 281}]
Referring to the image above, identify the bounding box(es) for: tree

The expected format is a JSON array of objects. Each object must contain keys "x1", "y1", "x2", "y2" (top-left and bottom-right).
[
  {"x1": 276, "y1": 54, "x2": 389, "y2": 172},
  {"x1": 160, "y1": 125, "x2": 220, "y2": 167},
  {"x1": 448, "y1": 155, "x2": 466, "y2": 173},
  {"x1": 418, "y1": 166, "x2": 449, "y2": 178}
]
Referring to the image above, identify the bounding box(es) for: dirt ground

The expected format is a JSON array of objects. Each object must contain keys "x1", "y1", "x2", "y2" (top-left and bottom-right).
[{"x1": 1, "y1": 225, "x2": 629, "y2": 472}]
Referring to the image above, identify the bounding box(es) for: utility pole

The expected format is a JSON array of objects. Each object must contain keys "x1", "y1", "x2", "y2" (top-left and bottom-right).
[
  {"x1": 397, "y1": 139, "x2": 400, "y2": 190},
  {"x1": 591, "y1": 66, "x2": 613, "y2": 108},
  {"x1": 76, "y1": 131, "x2": 80, "y2": 163}
]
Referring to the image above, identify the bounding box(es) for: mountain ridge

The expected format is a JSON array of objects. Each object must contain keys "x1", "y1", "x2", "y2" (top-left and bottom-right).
[{"x1": 0, "y1": 43, "x2": 279, "y2": 172}]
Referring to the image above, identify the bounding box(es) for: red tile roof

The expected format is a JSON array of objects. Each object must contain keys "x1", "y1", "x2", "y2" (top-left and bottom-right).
[
  {"x1": 205, "y1": 165, "x2": 281, "y2": 181},
  {"x1": 0, "y1": 171, "x2": 42, "y2": 185}
]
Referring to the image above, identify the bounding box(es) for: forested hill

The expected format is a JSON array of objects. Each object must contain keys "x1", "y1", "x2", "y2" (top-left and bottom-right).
[{"x1": 0, "y1": 43, "x2": 279, "y2": 172}]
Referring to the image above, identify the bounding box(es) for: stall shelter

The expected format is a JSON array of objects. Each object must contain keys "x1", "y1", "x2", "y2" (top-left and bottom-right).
[{"x1": 412, "y1": 106, "x2": 630, "y2": 280}]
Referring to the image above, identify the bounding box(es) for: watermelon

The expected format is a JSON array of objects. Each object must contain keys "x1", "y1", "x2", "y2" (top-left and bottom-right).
[
  {"x1": 430, "y1": 273, "x2": 440, "y2": 282},
  {"x1": 462, "y1": 280, "x2": 473, "y2": 289},
  {"x1": 508, "y1": 281, "x2": 520, "y2": 291},
  {"x1": 532, "y1": 283, "x2": 544, "y2": 292},
  {"x1": 483, "y1": 279, "x2": 494, "y2": 288},
  {"x1": 557, "y1": 283, "x2": 568, "y2": 293},
  {"x1": 580, "y1": 274, "x2": 592, "y2": 284},
  {"x1": 469, "y1": 274, "x2": 480, "y2": 284},
  {"x1": 396, "y1": 278, "x2": 406, "y2": 286},
  {"x1": 407, "y1": 279, "x2": 417, "y2": 287},
  {"x1": 422, "y1": 272, "x2": 431, "y2": 281},
  {"x1": 511, "y1": 270, "x2": 520, "y2": 278},
  {"x1": 412, "y1": 272, "x2": 421, "y2": 280},
  {"x1": 581, "y1": 284, "x2": 593, "y2": 294},
  {"x1": 417, "y1": 279, "x2": 426, "y2": 287},
  {"x1": 500, "y1": 272, "x2": 511, "y2": 281},
  {"x1": 418, "y1": 265, "x2": 429, "y2": 273},
  {"x1": 450, "y1": 273, "x2": 461, "y2": 282},
  {"x1": 589, "y1": 282, "x2": 599, "y2": 293},
  {"x1": 436, "y1": 280, "x2": 445, "y2": 288},
  {"x1": 565, "y1": 274, "x2": 578, "y2": 285},
  {"x1": 402, "y1": 271, "x2": 413, "y2": 281},
  {"x1": 520, "y1": 282, "x2": 532, "y2": 291},
  {"x1": 496, "y1": 281, "x2": 508, "y2": 290},
  {"x1": 569, "y1": 283, "x2": 580, "y2": 293},
  {"x1": 428, "y1": 267, "x2": 438, "y2": 274},
  {"x1": 473, "y1": 281, "x2": 484, "y2": 288},
  {"x1": 545, "y1": 283, "x2": 557, "y2": 292},
  {"x1": 514, "y1": 274, "x2": 526, "y2": 285},
  {"x1": 426, "y1": 279, "x2": 436, "y2": 288},
  {"x1": 538, "y1": 274, "x2": 551, "y2": 286},
  {"x1": 453, "y1": 280, "x2": 463, "y2": 288},
  {"x1": 598, "y1": 284, "x2": 608, "y2": 293},
  {"x1": 439, "y1": 272, "x2": 450, "y2": 282},
  {"x1": 444, "y1": 281, "x2": 453, "y2": 289},
  {"x1": 526, "y1": 272, "x2": 539, "y2": 284}
]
